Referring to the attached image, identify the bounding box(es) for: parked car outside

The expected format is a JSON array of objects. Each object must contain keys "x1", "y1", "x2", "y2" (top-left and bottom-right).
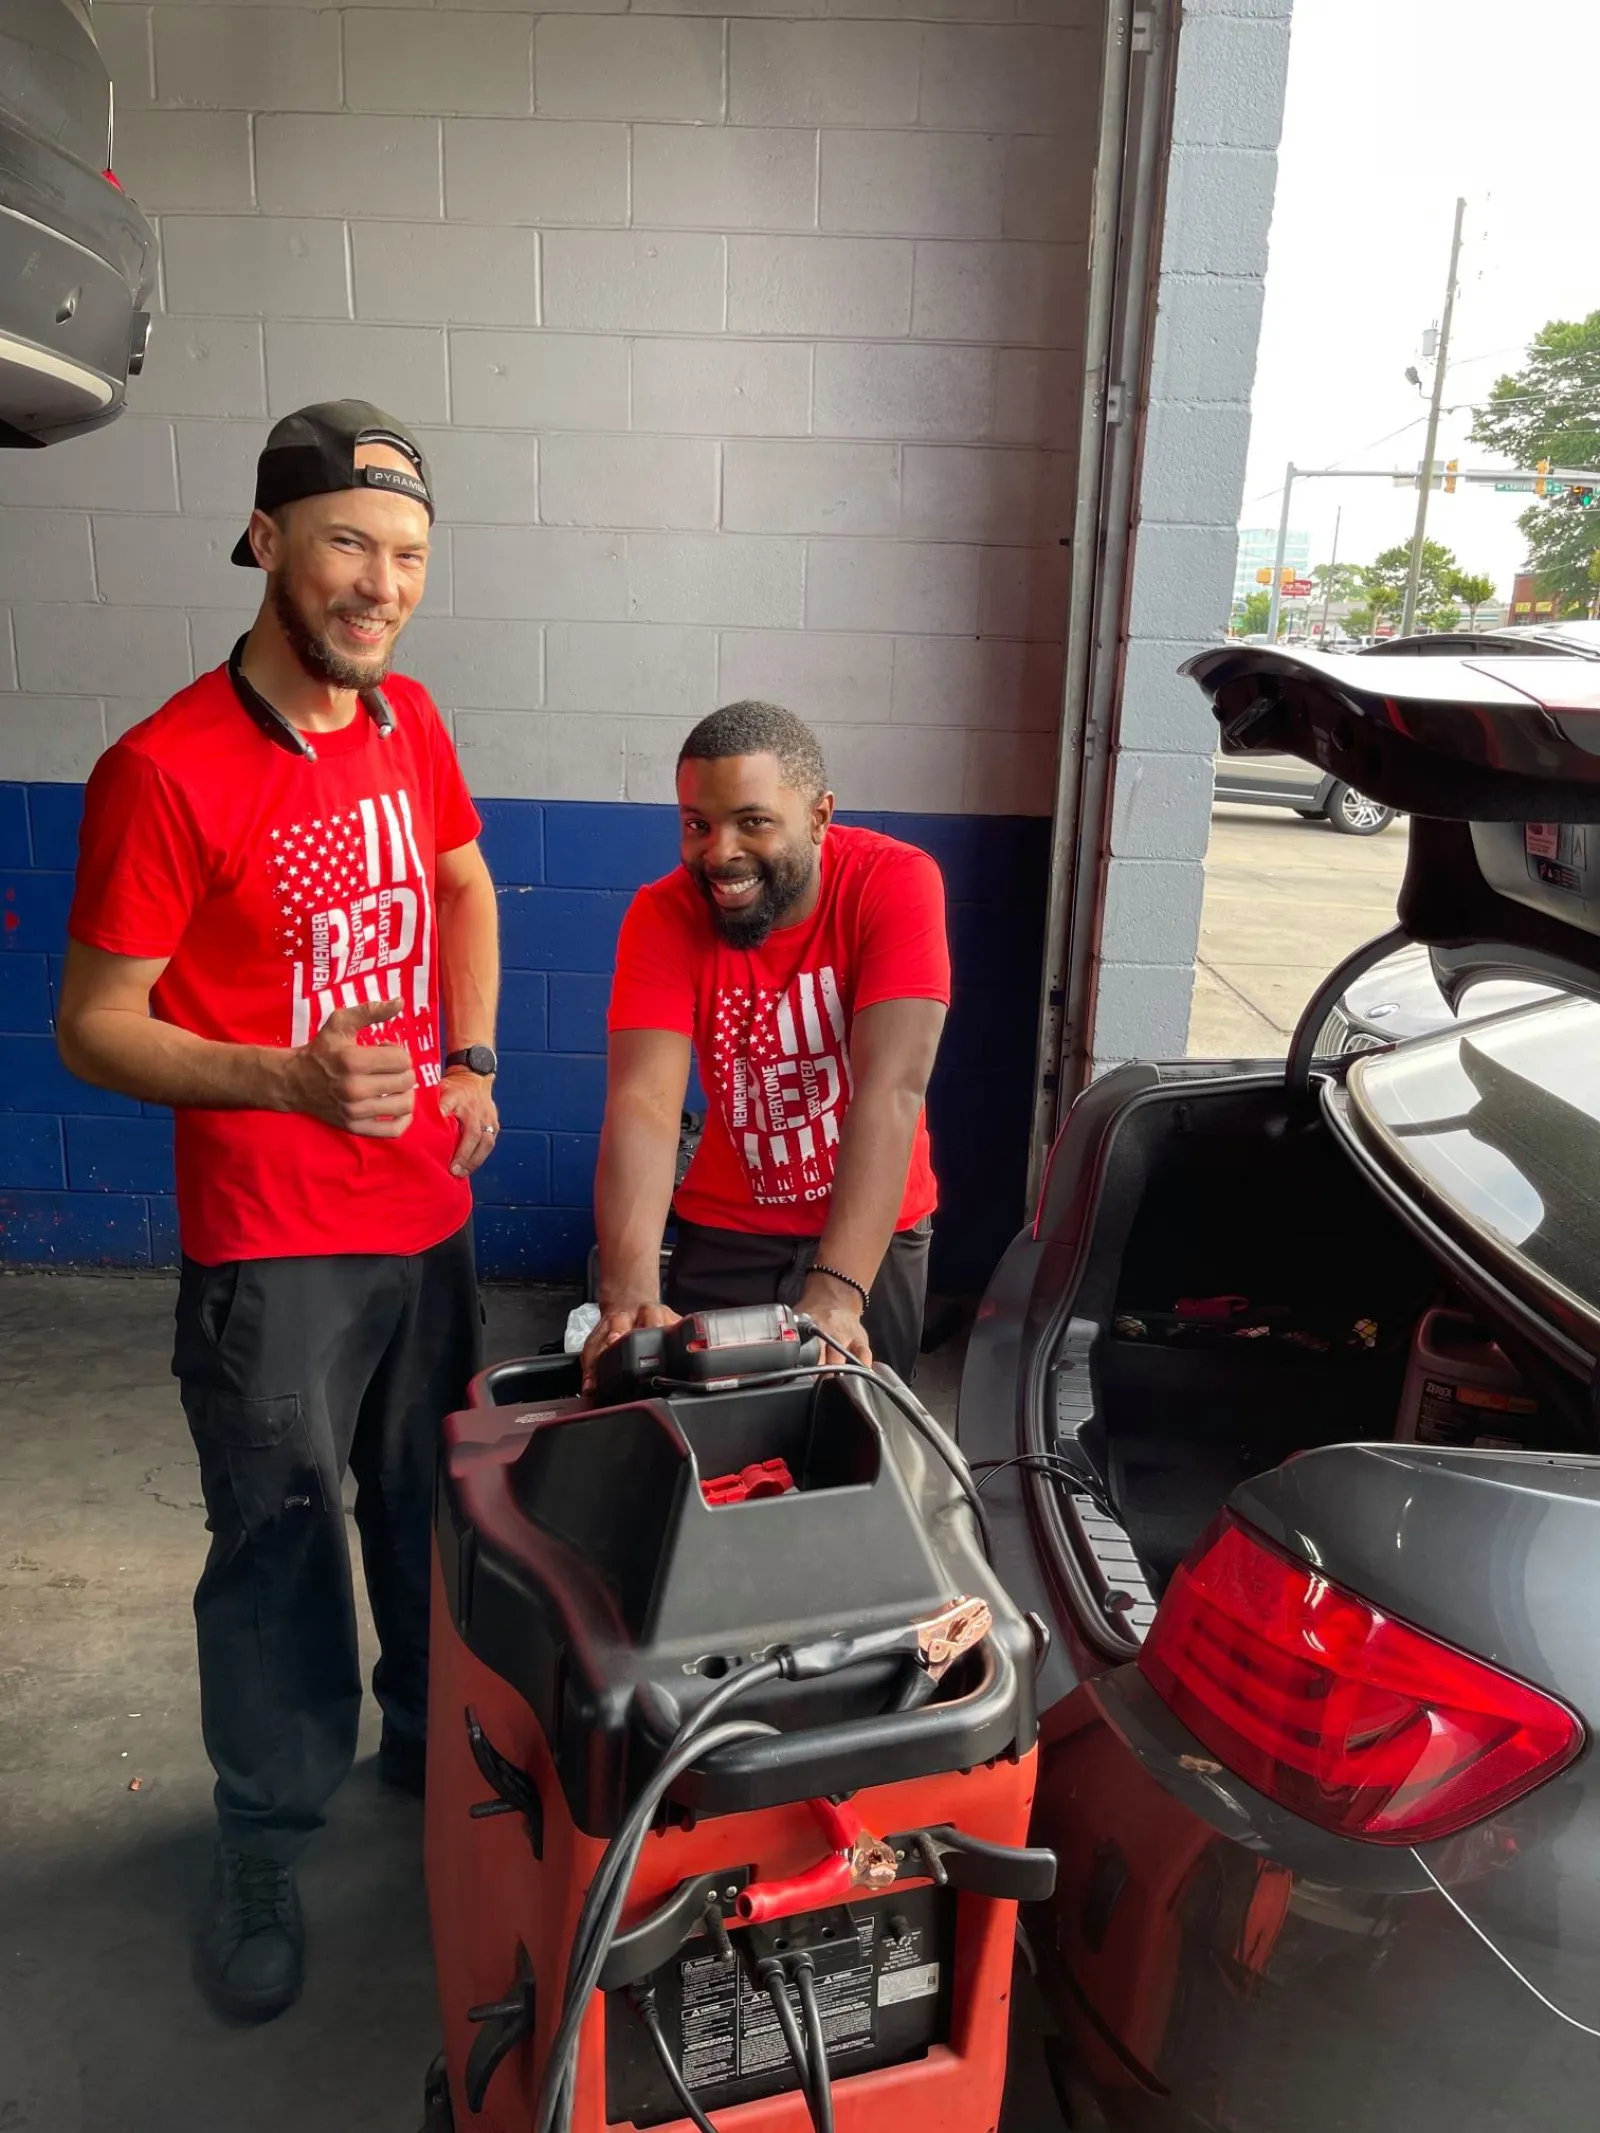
[
  {"x1": 1212, "y1": 747, "x2": 1395, "y2": 834},
  {"x1": 0, "y1": 0, "x2": 156, "y2": 442},
  {"x1": 966, "y1": 648, "x2": 1600, "y2": 2133}
]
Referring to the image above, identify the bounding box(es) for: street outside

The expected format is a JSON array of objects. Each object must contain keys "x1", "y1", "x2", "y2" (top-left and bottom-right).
[{"x1": 1189, "y1": 805, "x2": 1410, "y2": 1056}]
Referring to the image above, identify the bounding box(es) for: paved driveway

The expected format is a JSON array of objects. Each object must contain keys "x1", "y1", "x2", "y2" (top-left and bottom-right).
[{"x1": 1189, "y1": 806, "x2": 1411, "y2": 1056}]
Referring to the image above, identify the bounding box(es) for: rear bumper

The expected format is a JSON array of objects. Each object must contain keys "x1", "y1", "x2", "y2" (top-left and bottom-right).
[
  {"x1": 1034, "y1": 1669, "x2": 1600, "y2": 2133},
  {"x1": 0, "y1": 119, "x2": 155, "y2": 441}
]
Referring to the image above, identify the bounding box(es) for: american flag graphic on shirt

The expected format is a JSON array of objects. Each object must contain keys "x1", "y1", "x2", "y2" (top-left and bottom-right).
[
  {"x1": 712, "y1": 966, "x2": 853, "y2": 1207},
  {"x1": 268, "y1": 790, "x2": 442, "y2": 1085}
]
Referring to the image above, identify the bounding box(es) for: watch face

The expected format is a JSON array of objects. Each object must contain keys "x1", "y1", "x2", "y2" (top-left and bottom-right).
[{"x1": 453, "y1": 1045, "x2": 497, "y2": 1076}]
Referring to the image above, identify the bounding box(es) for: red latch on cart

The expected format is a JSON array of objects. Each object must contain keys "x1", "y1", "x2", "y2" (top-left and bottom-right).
[{"x1": 701, "y1": 1458, "x2": 797, "y2": 1508}]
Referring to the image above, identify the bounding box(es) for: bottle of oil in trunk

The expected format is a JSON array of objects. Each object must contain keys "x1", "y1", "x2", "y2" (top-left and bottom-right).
[{"x1": 1395, "y1": 1307, "x2": 1541, "y2": 1449}]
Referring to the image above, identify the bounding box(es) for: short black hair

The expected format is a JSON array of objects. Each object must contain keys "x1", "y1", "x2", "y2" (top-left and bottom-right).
[{"x1": 677, "y1": 700, "x2": 828, "y2": 802}]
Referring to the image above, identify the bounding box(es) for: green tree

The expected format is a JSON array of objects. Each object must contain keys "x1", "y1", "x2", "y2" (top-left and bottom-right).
[
  {"x1": 1425, "y1": 605, "x2": 1462, "y2": 635},
  {"x1": 1588, "y1": 551, "x2": 1600, "y2": 620},
  {"x1": 1236, "y1": 589, "x2": 1274, "y2": 636},
  {"x1": 1362, "y1": 540, "x2": 1460, "y2": 628},
  {"x1": 1471, "y1": 313, "x2": 1600, "y2": 610},
  {"x1": 1449, "y1": 571, "x2": 1497, "y2": 627},
  {"x1": 1312, "y1": 561, "x2": 1363, "y2": 605},
  {"x1": 1352, "y1": 575, "x2": 1402, "y2": 638}
]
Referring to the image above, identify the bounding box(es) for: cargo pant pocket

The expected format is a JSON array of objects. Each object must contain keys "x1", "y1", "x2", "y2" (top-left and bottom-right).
[{"x1": 184, "y1": 1390, "x2": 329, "y2": 1538}]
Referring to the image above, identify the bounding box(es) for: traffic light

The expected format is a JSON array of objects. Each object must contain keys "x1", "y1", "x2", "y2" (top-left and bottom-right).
[
  {"x1": 1444, "y1": 459, "x2": 1459, "y2": 494},
  {"x1": 1568, "y1": 484, "x2": 1597, "y2": 510},
  {"x1": 1536, "y1": 459, "x2": 1551, "y2": 498},
  {"x1": 1255, "y1": 567, "x2": 1272, "y2": 585}
]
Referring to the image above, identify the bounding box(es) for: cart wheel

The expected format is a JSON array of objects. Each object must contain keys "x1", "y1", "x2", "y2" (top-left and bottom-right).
[{"x1": 420, "y1": 2053, "x2": 455, "y2": 2133}]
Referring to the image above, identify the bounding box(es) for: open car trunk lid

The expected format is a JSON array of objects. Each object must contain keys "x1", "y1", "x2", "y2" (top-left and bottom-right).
[{"x1": 1184, "y1": 646, "x2": 1600, "y2": 1002}]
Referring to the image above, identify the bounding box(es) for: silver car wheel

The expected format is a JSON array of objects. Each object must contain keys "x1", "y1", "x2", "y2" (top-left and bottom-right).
[{"x1": 1332, "y1": 785, "x2": 1390, "y2": 834}]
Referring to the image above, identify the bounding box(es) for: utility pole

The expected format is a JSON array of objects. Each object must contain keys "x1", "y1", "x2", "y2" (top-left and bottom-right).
[
  {"x1": 1265, "y1": 461, "x2": 1296, "y2": 642},
  {"x1": 1401, "y1": 196, "x2": 1467, "y2": 636},
  {"x1": 1318, "y1": 505, "x2": 1342, "y2": 645}
]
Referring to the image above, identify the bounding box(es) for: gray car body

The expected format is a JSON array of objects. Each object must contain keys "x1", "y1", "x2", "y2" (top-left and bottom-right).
[
  {"x1": 968, "y1": 647, "x2": 1600, "y2": 2130},
  {"x1": 964, "y1": 1060, "x2": 1600, "y2": 2133},
  {"x1": 0, "y1": 0, "x2": 156, "y2": 442}
]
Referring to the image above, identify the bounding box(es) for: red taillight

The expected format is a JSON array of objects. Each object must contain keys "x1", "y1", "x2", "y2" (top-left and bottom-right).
[{"x1": 1139, "y1": 1513, "x2": 1584, "y2": 1844}]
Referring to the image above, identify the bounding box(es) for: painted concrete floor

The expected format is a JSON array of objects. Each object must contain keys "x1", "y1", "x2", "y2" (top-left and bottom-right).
[
  {"x1": 0, "y1": 1273, "x2": 1061, "y2": 2133},
  {"x1": 1191, "y1": 806, "x2": 1411, "y2": 1055}
]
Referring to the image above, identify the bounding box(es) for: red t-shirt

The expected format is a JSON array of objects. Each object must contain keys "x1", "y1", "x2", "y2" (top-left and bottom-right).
[
  {"x1": 608, "y1": 824, "x2": 950, "y2": 1235},
  {"x1": 69, "y1": 663, "x2": 482, "y2": 1265}
]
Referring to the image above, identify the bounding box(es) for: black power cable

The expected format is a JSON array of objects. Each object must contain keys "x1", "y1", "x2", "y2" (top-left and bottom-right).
[
  {"x1": 972, "y1": 1450, "x2": 1120, "y2": 1523},
  {"x1": 759, "y1": 1964, "x2": 815, "y2": 2114},
  {"x1": 534, "y1": 1633, "x2": 913, "y2": 2133},
  {"x1": 800, "y1": 1328, "x2": 994, "y2": 1562},
  {"x1": 792, "y1": 1960, "x2": 836, "y2": 2133},
  {"x1": 534, "y1": 1714, "x2": 778, "y2": 2133},
  {"x1": 630, "y1": 1987, "x2": 720, "y2": 2133}
]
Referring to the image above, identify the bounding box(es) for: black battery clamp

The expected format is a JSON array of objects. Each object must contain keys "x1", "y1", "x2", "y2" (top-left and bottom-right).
[{"x1": 591, "y1": 1303, "x2": 822, "y2": 1404}]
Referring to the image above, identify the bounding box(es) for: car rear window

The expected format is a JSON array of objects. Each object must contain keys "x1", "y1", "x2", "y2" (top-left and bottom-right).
[{"x1": 1346, "y1": 997, "x2": 1600, "y2": 1335}]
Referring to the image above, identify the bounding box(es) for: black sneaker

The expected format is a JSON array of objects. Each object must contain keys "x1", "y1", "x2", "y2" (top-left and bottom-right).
[
  {"x1": 197, "y1": 1844, "x2": 305, "y2": 2023},
  {"x1": 378, "y1": 1727, "x2": 427, "y2": 1800}
]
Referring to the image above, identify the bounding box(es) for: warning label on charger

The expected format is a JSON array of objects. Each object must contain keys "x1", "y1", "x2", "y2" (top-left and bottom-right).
[
  {"x1": 677, "y1": 1917, "x2": 878, "y2": 2086},
  {"x1": 681, "y1": 1954, "x2": 742, "y2": 2090}
]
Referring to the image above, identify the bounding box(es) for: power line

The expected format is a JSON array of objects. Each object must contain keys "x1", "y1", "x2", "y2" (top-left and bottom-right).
[{"x1": 1244, "y1": 416, "x2": 1430, "y2": 506}]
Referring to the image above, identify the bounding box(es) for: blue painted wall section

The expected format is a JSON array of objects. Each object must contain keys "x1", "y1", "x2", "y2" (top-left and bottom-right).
[{"x1": 0, "y1": 783, "x2": 1045, "y2": 1289}]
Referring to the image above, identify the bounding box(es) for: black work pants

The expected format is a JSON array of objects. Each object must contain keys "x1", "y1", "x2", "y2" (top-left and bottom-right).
[
  {"x1": 666, "y1": 1217, "x2": 932, "y2": 1382},
  {"x1": 172, "y1": 1224, "x2": 482, "y2": 1865}
]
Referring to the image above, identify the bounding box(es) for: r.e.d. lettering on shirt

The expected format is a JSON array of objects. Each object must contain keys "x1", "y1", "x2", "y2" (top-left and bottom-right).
[
  {"x1": 714, "y1": 965, "x2": 854, "y2": 1207},
  {"x1": 271, "y1": 789, "x2": 442, "y2": 1086}
]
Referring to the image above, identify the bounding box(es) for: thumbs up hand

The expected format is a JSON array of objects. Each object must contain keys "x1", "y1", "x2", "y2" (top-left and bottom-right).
[{"x1": 284, "y1": 996, "x2": 417, "y2": 1137}]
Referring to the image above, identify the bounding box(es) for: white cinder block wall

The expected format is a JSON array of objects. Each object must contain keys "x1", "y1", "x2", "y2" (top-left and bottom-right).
[
  {"x1": 0, "y1": 0, "x2": 1104, "y2": 815},
  {"x1": 1094, "y1": 0, "x2": 1292, "y2": 1060}
]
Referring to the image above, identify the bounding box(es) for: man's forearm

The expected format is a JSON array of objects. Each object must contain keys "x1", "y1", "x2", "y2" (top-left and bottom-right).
[
  {"x1": 812, "y1": 1084, "x2": 925, "y2": 1292},
  {"x1": 595, "y1": 1103, "x2": 679, "y2": 1306},
  {"x1": 438, "y1": 871, "x2": 500, "y2": 1051},
  {"x1": 59, "y1": 1008, "x2": 293, "y2": 1112}
]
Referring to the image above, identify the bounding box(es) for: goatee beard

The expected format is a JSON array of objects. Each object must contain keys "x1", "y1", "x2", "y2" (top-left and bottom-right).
[
  {"x1": 696, "y1": 848, "x2": 814, "y2": 947},
  {"x1": 271, "y1": 576, "x2": 392, "y2": 692}
]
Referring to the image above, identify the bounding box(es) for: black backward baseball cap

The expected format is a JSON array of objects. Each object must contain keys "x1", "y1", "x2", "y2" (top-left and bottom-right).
[{"x1": 231, "y1": 399, "x2": 435, "y2": 567}]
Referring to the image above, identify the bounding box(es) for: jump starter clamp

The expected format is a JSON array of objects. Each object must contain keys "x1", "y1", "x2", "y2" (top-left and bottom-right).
[{"x1": 422, "y1": 1305, "x2": 1054, "y2": 2133}]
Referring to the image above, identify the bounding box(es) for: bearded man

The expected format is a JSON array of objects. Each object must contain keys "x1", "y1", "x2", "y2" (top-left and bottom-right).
[
  {"x1": 57, "y1": 402, "x2": 501, "y2": 2022},
  {"x1": 583, "y1": 700, "x2": 949, "y2": 1391}
]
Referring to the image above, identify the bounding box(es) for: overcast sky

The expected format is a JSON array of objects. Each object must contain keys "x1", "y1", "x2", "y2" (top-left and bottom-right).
[{"x1": 1240, "y1": 0, "x2": 1600, "y2": 598}]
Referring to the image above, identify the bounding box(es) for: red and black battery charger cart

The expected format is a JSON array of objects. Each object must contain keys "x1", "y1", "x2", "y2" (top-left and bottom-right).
[{"x1": 420, "y1": 1305, "x2": 1054, "y2": 2133}]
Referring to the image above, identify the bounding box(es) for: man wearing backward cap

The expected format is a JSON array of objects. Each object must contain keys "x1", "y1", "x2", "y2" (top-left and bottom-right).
[{"x1": 57, "y1": 401, "x2": 502, "y2": 2022}]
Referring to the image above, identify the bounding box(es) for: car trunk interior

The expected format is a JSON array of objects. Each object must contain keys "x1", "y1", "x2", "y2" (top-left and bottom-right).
[{"x1": 1074, "y1": 1079, "x2": 1594, "y2": 1596}]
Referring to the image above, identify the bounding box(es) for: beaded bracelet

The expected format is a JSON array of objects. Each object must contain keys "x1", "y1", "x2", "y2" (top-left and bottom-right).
[{"x1": 806, "y1": 1263, "x2": 870, "y2": 1313}]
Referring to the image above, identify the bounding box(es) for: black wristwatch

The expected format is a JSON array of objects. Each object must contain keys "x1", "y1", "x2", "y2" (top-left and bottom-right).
[{"x1": 445, "y1": 1045, "x2": 498, "y2": 1077}]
